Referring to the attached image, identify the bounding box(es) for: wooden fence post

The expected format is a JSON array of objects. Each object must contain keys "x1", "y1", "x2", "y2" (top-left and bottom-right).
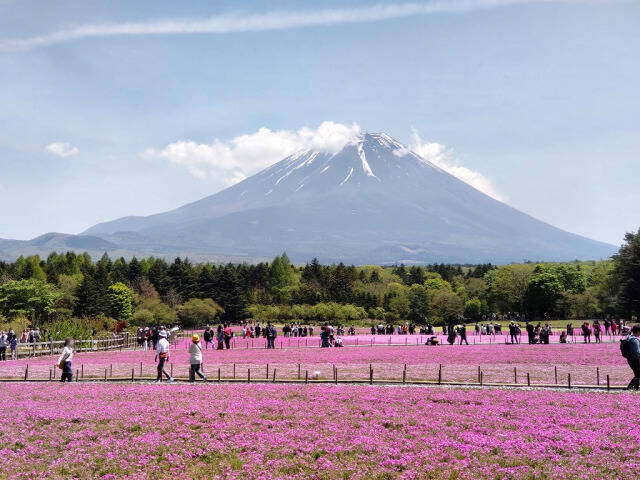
[
  {"x1": 81, "y1": 364, "x2": 84, "y2": 379},
  {"x1": 369, "y1": 366, "x2": 373, "y2": 385},
  {"x1": 477, "y1": 366, "x2": 481, "y2": 384},
  {"x1": 514, "y1": 367, "x2": 517, "y2": 384},
  {"x1": 554, "y1": 366, "x2": 558, "y2": 385},
  {"x1": 24, "y1": 364, "x2": 29, "y2": 381},
  {"x1": 305, "y1": 370, "x2": 309, "y2": 384},
  {"x1": 248, "y1": 368, "x2": 251, "y2": 384},
  {"x1": 272, "y1": 368, "x2": 277, "y2": 383},
  {"x1": 104, "y1": 368, "x2": 107, "y2": 381},
  {"x1": 297, "y1": 363, "x2": 301, "y2": 380},
  {"x1": 233, "y1": 363, "x2": 236, "y2": 379},
  {"x1": 170, "y1": 363, "x2": 173, "y2": 378},
  {"x1": 568, "y1": 373, "x2": 571, "y2": 389},
  {"x1": 110, "y1": 364, "x2": 113, "y2": 378},
  {"x1": 596, "y1": 367, "x2": 600, "y2": 385},
  {"x1": 140, "y1": 362, "x2": 143, "y2": 377},
  {"x1": 335, "y1": 367, "x2": 338, "y2": 384},
  {"x1": 266, "y1": 363, "x2": 269, "y2": 380},
  {"x1": 402, "y1": 369, "x2": 406, "y2": 384},
  {"x1": 438, "y1": 364, "x2": 442, "y2": 385},
  {"x1": 606, "y1": 374, "x2": 610, "y2": 391},
  {"x1": 131, "y1": 368, "x2": 134, "y2": 382},
  {"x1": 218, "y1": 367, "x2": 221, "y2": 383},
  {"x1": 527, "y1": 372, "x2": 530, "y2": 387},
  {"x1": 49, "y1": 368, "x2": 52, "y2": 381}
]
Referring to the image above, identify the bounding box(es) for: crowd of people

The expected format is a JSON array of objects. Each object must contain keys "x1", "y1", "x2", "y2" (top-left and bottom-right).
[
  {"x1": 0, "y1": 330, "x2": 18, "y2": 361},
  {"x1": 280, "y1": 324, "x2": 315, "y2": 337},
  {"x1": 135, "y1": 325, "x2": 177, "y2": 351},
  {"x1": 319, "y1": 324, "x2": 344, "y2": 348},
  {"x1": 0, "y1": 327, "x2": 45, "y2": 361},
  {"x1": 30, "y1": 314, "x2": 638, "y2": 390}
]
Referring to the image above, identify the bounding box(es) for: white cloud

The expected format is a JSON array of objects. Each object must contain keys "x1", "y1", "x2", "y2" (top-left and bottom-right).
[
  {"x1": 401, "y1": 128, "x2": 506, "y2": 201},
  {"x1": 0, "y1": 0, "x2": 606, "y2": 52},
  {"x1": 143, "y1": 122, "x2": 504, "y2": 199},
  {"x1": 141, "y1": 121, "x2": 362, "y2": 185},
  {"x1": 45, "y1": 142, "x2": 79, "y2": 157}
]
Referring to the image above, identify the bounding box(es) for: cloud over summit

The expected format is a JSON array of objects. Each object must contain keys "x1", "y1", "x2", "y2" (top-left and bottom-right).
[{"x1": 142, "y1": 122, "x2": 503, "y2": 200}]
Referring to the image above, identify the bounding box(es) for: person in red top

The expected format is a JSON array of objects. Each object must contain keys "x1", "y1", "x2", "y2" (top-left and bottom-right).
[
  {"x1": 612, "y1": 321, "x2": 618, "y2": 335},
  {"x1": 223, "y1": 324, "x2": 232, "y2": 349}
]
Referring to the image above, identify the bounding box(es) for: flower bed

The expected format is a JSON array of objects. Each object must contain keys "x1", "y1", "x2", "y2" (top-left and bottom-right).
[
  {"x1": 0, "y1": 383, "x2": 639, "y2": 479},
  {"x1": 0, "y1": 341, "x2": 633, "y2": 387}
]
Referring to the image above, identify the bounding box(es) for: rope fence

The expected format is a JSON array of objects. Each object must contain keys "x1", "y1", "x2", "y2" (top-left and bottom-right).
[{"x1": 0, "y1": 361, "x2": 631, "y2": 392}]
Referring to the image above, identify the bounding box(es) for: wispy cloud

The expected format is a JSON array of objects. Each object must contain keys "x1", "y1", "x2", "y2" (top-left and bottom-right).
[
  {"x1": 399, "y1": 128, "x2": 506, "y2": 201},
  {"x1": 0, "y1": 0, "x2": 599, "y2": 52},
  {"x1": 45, "y1": 142, "x2": 79, "y2": 157}
]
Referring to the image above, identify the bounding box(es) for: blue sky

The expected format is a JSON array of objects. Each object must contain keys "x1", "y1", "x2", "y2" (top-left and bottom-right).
[{"x1": 0, "y1": 0, "x2": 638, "y2": 245}]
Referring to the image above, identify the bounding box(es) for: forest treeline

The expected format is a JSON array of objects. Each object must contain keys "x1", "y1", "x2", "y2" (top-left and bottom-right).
[{"x1": 0, "y1": 229, "x2": 638, "y2": 339}]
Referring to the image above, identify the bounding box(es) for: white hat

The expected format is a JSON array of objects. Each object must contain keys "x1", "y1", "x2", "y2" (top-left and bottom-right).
[{"x1": 159, "y1": 331, "x2": 168, "y2": 338}]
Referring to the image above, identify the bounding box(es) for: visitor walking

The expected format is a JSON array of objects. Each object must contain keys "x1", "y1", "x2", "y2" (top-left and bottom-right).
[
  {"x1": 0, "y1": 331, "x2": 7, "y2": 361},
  {"x1": 203, "y1": 326, "x2": 213, "y2": 350},
  {"x1": 593, "y1": 321, "x2": 602, "y2": 344},
  {"x1": 58, "y1": 338, "x2": 74, "y2": 383},
  {"x1": 188, "y1": 334, "x2": 207, "y2": 382},
  {"x1": 582, "y1": 322, "x2": 591, "y2": 344},
  {"x1": 320, "y1": 325, "x2": 331, "y2": 348},
  {"x1": 266, "y1": 322, "x2": 277, "y2": 349},
  {"x1": 223, "y1": 324, "x2": 232, "y2": 350},
  {"x1": 9, "y1": 334, "x2": 18, "y2": 360},
  {"x1": 216, "y1": 325, "x2": 224, "y2": 350},
  {"x1": 621, "y1": 325, "x2": 640, "y2": 390},
  {"x1": 458, "y1": 325, "x2": 469, "y2": 345},
  {"x1": 526, "y1": 323, "x2": 534, "y2": 344},
  {"x1": 155, "y1": 331, "x2": 173, "y2": 383},
  {"x1": 509, "y1": 322, "x2": 520, "y2": 344}
]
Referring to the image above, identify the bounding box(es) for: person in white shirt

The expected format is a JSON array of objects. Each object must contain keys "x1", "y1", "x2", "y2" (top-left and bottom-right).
[
  {"x1": 155, "y1": 331, "x2": 173, "y2": 383},
  {"x1": 58, "y1": 338, "x2": 74, "y2": 382},
  {"x1": 0, "y1": 331, "x2": 8, "y2": 361},
  {"x1": 188, "y1": 334, "x2": 207, "y2": 382}
]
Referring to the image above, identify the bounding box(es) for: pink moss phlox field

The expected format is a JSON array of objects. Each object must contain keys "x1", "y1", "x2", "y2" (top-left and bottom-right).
[
  {"x1": 1, "y1": 340, "x2": 632, "y2": 386},
  {"x1": 0, "y1": 383, "x2": 639, "y2": 479}
]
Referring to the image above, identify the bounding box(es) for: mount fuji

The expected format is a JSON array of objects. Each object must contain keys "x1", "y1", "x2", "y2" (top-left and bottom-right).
[
  {"x1": 1, "y1": 133, "x2": 616, "y2": 263},
  {"x1": 76, "y1": 132, "x2": 614, "y2": 264}
]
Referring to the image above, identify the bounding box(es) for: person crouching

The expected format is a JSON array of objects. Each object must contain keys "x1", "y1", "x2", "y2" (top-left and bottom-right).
[{"x1": 188, "y1": 334, "x2": 207, "y2": 383}]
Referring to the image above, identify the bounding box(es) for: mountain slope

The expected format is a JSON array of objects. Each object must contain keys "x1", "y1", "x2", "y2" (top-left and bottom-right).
[{"x1": 78, "y1": 132, "x2": 616, "y2": 264}]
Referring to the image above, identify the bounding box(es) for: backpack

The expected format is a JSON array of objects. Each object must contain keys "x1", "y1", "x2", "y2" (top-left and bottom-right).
[{"x1": 621, "y1": 337, "x2": 632, "y2": 359}]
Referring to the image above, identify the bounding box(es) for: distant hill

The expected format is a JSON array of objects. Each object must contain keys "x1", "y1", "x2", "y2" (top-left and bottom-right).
[{"x1": 1, "y1": 133, "x2": 617, "y2": 263}]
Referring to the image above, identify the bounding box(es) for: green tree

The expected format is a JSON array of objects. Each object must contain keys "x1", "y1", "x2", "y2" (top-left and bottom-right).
[
  {"x1": 464, "y1": 297, "x2": 483, "y2": 321},
  {"x1": 107, "y1": 282, "x2": 133, "y2": 321},
  {"x1": 178, "y1": 298, "x2": 224, "y2": 328},
  {"x1": 613, "y1": 229, "x2": 640, "y2": 317},
  {"x1": 137, "y1": 298, "x2": 177, "y2": 325},
  {"x1": 131, "y1": 308, "x2": 155, "y2": 327},
  {"x1": 0, "y1": 279, "x2": 61, "y2": 324},
  {"x1": 485, "y1": 265, "x2": 534, "y2": 313},
  {"x1": 423, "y1": 275, "x2": 452, "y2": 293},
  {"x1": 430, "y1": 289, "x2": 464, "y2": 325},
  {"x1": 268, "y1": 254, "x2": 296, "y2": 291},
  {"x1": 407, "y1": 284, "x2": 430, "y2": 323},
  {"x1": 524, "y1": 269, "x2": 563, "y2": 318}
]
